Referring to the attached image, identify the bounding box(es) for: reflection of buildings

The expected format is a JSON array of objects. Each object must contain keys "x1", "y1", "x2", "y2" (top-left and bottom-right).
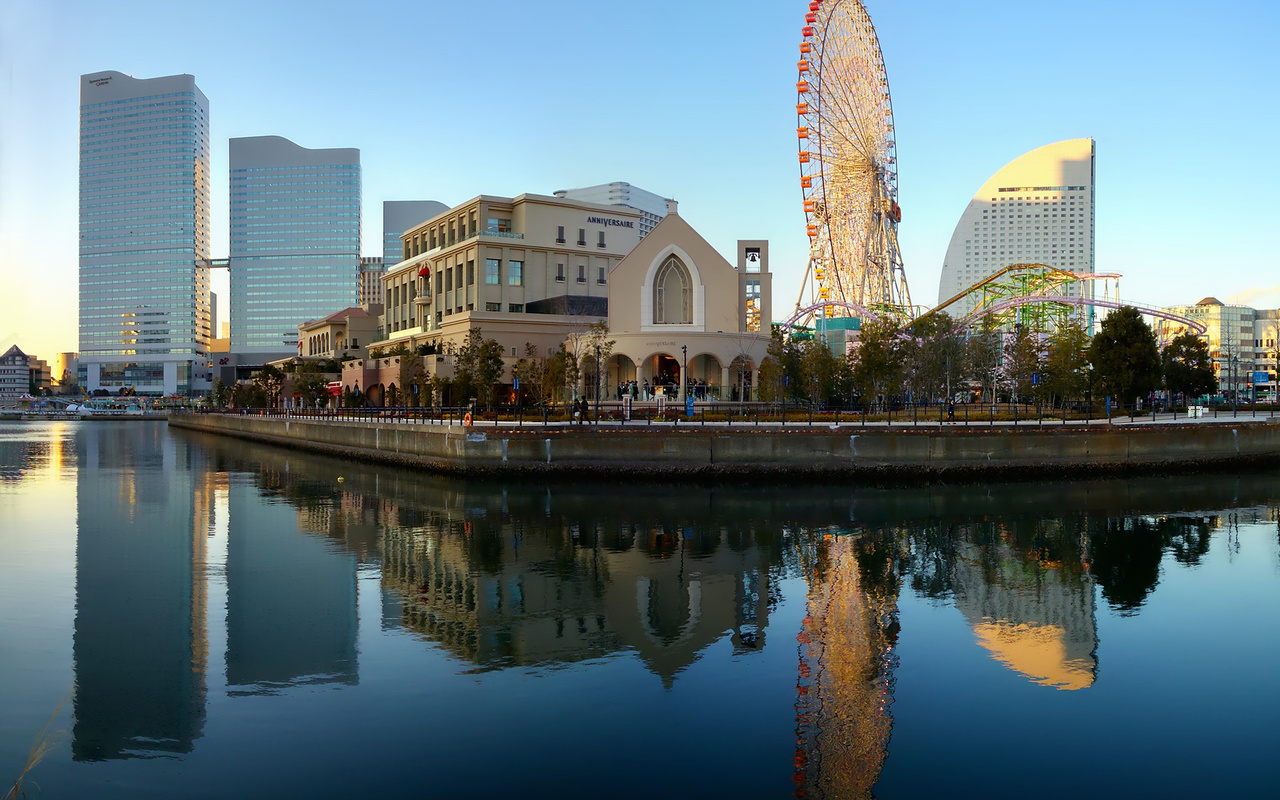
[
  {"x1": 793, "y1": 536, "x2": 897, "y2": 800},
  {"x1": 225, "y1": 483, "x2": 358, "y2": 693},
  {"x1": 380, "y1": 505, "x2": 777, "y2": 687},
  {"x1": 952, "y1": 534, "x2": 1098, "y2": 691},
  {"x1": 73, "y1": 424, "x2": 209, "y2": 760}
]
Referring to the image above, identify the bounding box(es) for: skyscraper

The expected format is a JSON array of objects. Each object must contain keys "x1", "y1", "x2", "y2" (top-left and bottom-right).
[
  {"x1": 78, "y1": 71, "x2": 211, "y2": 396},
  {"x1": 228, "y1": 136, "x2": 360, "y2": 355},
  {"x1": 937, "y1": 138, "x2": 1096, "y2": 315},
  {"x1": 383, "y1": 200, "x2": 449, "y2": 265}
]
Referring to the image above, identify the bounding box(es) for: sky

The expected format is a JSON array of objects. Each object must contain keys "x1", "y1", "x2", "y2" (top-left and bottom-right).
[{"x1": 1, "y1": 0, "x2": 1277, "y2": 360}]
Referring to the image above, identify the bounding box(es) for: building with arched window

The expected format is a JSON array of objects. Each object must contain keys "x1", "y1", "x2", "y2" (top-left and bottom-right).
[{"x1": 607, "y1": 200, "x2": 772, "y2": 401}]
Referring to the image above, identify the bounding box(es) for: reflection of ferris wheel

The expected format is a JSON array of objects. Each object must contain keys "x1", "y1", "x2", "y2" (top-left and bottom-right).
[{"x1": 794, "y1": 0, "x2": 911, "y2": 325}]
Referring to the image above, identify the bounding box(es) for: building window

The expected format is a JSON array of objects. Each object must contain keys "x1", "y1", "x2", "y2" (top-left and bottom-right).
[
  {"x1": 577, "y1": 229, "x2": 586, "y2": 246},
  {"x1": 577, "y1": 264, "x2": 586, "y2": 283},
  {"x1": 445, "y1": 267, "x2": 453, "y2": 291},
  {"x1": 486, "y1": 302, "x2": 501, "y2": 312},
  {"x1": 508, "y1": 260, "x2": 523, "y2": 285},
  {"x1": 485, "y1": 258, "x2": 500, "y2": 284},
  {"x1": 654, "y1": 255, "x2": 692, "y2": 324},
  {"x1": 556, "y1": 263, "x2": 565, "y2": 282},
  {"x1": 597, "y1": 231, "x2": 605, "y2": 248},
  {"x1": 597, "y1": 266, "x2": 606, "y2": 284},
  {"x1": 466, "y1": 260, "x2": 475, "y2": 285},
  {"x1": 556, "y1": 225, "x2": 565, "y2": 244},
  {"x1": 487, "y1": 217, "x2": 511, "y2": 233},
  {"x1": 508, "y1": 303, "x2": 523, "y2": 313}
]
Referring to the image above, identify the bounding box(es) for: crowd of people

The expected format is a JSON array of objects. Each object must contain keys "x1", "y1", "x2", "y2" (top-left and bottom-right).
[{"x1": 612, "y1": 379, "x2": 716, "y2": 401}]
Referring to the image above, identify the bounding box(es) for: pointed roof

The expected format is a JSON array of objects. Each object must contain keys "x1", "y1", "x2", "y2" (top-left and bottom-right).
[{"x1": 2, "y1": 345, "x2": 28, "y2": 361}]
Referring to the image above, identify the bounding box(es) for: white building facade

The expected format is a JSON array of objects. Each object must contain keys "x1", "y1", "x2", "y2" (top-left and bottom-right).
[
  {"x1": 78, "y1": 71, "x2": 212, "y2": 396},
  {"x1": 554, "y1": 182, "x2": 670, "y2": 239},
  {"x1": 229, "y1": 136, "x2": 361, "y2": 356},
  {"x1": 937, "y1": 139, "x2": 1096, "y2": 316}
]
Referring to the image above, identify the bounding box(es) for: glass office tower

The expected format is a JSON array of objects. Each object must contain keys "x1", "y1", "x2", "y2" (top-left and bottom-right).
[
  {"x1": 78, "y1": 71, "x2": 212, "y2": 396},
  {"x1": 228, "y1": 136, "x2": 360, "y2": 355}
]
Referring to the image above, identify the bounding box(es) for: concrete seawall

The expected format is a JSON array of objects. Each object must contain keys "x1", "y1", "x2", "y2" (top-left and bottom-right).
[{"x1": 168, "y1": 414, "x2": 1280, "y2": 481}]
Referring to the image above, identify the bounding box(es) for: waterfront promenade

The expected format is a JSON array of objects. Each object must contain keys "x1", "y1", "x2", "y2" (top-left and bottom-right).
[{"x1": 169, "y1": 407, "x2": 1280, "y2": 480}]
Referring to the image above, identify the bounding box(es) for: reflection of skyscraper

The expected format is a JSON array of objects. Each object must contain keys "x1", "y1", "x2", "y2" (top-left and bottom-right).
[
  {"x1": 952, "y1": 536, "x2": 1098, "y2": 690},
  {"x1": 225, "y1": 484, "x2": 357, "y2": 692},
  {"x1": 794, "y1": 536, "x2": 897, "y2": 800},
  {"x1": 73, "y1": 424, "x2": 207, "y2": 760}
]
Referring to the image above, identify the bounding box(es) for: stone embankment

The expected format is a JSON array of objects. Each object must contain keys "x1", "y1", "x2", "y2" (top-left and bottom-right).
[{"x1": 167, "y1": 413, "x2": 1280, "y2": 482}]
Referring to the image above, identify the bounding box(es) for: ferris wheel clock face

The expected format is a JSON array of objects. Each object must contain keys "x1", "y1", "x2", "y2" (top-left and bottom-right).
[{"x1": 796, "y1": 0, "x2": 911, "y2": 322}]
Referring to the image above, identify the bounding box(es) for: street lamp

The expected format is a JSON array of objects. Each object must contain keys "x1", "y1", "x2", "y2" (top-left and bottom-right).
[
  {"x1": 681, "y1": 345, "x2": 688, "y2": 403},
  {"x1": 594, "y1": 343, "x2": 601, "y2": 425}
]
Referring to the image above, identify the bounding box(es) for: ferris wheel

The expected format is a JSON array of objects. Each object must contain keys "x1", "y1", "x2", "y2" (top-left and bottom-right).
[{"x1": 795, "y1": 0, "x2": 911, "y2": 326}]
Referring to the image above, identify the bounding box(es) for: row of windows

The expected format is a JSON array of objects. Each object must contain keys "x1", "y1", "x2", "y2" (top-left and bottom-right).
[
  {"x1": 80, "y1": 158, "x2": 196, "y2": 178},
  {"x1": 82, "y1": 146, "x2": 200, "y2": 163},
  {"x1": 231, "y1": 213, "x2": 359, "y2": 223},
  {"x1": 231, "y1": 163, "x2": 359, "y2": 173},
  {"x1": 81, "y1": 91, "x2": 198, "y2": 111},
  {"x1": 82, "y1": 123, "x2": 199, "y2": 143},
  {"x1": 231, "y1": 245, "x2": 358, "y2": 254},
  {"x1": 80, "y1": 107, "x2": 199, "y2": 132},
  {"x1": 483, "y1": 303, "x2": 526, "y2": 313},
  {"x1": 81, "y1": 134, "x2": 203, "y2": 154},
  {"x1": 997, "y1": 185, "x2": 1087, "y2": 193},
  {"x1": 229, "y1": 179, "x2": 360, "y2": 190}
]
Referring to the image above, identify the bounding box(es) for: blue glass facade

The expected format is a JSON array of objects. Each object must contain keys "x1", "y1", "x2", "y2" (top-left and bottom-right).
[
  {"x1": 78, "y1": 71, "x2": 212, "y2": 395},
  {"x1": 229, "y1": 137, "x2": 360, "y2": 354}
]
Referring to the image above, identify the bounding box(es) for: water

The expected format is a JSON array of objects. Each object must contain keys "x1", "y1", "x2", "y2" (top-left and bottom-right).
[{"x1": 1, "y1": 421, "x2": 1278, "y2": 799}]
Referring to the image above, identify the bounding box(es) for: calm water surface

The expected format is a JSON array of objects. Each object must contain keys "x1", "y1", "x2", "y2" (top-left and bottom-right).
[{"x1": 1, "y1": 421, "x2": 1278, "y2": 799}]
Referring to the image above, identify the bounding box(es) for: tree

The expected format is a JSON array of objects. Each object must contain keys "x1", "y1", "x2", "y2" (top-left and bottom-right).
[
  {"x1": 1162, "y1": 333, "x2": 1216, "y2": 401},
  {"x1": 454, "y1": 328, "x2": 505, "y2": 407},
  {"x1": 512, "y1": 343, "x2": 546, "y2": 407},
  {"x1": 907, "y1": 313, "x2": 965, "y2": 404},
  {"x1": 1041, "y1": 319, "x2": 1089, "y2": 407},
  {"x1": 211, "y1": 377, "x2": 231, "y2": 407},
  {"x1": 1003, "y1": 325, "x2": 1043, "y2": 403},
  {"x1": 254, "y1": 364, "x2": 284, "y2": 407},
  {"x1": 292, "y1": 363, "x2": 328, "y2": 408},
  {"x1": 1088, "y1": 306, "x2": 1161, "y2": 407},
  {"x1": 965, "y1": 329, "x2": 1002, "y2": 404},
  {"x1": 851, "y1": 317, "x2": 902, "y2": 408},
  {"x1": 544, "y1": 345, "x2": 571, "y2": 406},
  {"x1": 399, "y1": 354, "x2": 426, "y2": 407},
  {"x1": 757, "y1": 325, "x2": 788, "y2": 403}
]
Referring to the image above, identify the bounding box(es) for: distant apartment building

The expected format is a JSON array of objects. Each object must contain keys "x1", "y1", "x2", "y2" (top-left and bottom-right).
[
  {"x1": 383, "y1": 200, "x2": 449, "y2": 266},
  {"x1": 229, "y1": 136, "x2": 361, "y2": 357},
  {"x1": 1, "y1": 345, "x2": 30, "y2": 404},
  {"x1": 937, "y1": 139, "x2": 1096, "y2": 315},
  {"x1": 358, "y1": 257, "x2": 385, "y2": 307},
  {"x1": 78, "y1": 71, "x2": 212, "y2": 396},
  {"x1": 54, "y1": 352, "x2": 79, "y2": 388},
  {"x1": 1162, "y1": 298, "x2": 1279, "y2": 400},
  {"x1": 553, "y1": 182, "x2": 670, "y2": 239}
]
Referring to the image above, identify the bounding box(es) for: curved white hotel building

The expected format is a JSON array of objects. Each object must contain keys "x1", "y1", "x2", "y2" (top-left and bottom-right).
[{"x1": 937, "y1": 138, "x2": 1095, "y2": 315}]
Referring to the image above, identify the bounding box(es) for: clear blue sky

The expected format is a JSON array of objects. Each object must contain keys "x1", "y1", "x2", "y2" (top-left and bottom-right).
[{"x1": 2, "y1": 0, "x2": 1277, "y2": 359}]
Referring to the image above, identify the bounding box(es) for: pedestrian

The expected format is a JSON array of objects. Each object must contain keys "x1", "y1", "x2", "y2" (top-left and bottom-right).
[
  {"x1": 947, "y1": 399, "x2": 956, "y2": 422},
  {"x1": 642, "y1": 379, "x2": 650, "y2": 400}
]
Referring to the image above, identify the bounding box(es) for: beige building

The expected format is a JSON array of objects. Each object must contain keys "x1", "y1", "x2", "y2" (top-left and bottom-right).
[
  {"x1": 605, "y1": 206, "x2": 772, "y2": 400},
  {"x1": 1, "y1": 345, "x2": 30, "y2": 404},
  {"x1": 298, "y1": 306, "x2": 382, "y2": 361},
  {"x1": 339, "y1": 192, "x2": 771, "y2": 405},
  {"x1": 1161, "y1": 298, "x2": 1279, "y2": 400}
]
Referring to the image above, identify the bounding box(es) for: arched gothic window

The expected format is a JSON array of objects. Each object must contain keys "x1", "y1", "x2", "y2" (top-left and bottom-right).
[{"x1": 653, "y1": 256, "x2": 692, "y2": 324}]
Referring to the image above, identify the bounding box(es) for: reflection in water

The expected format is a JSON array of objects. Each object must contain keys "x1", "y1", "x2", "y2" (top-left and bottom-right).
[
  {"x1": 47, "y1": 422, "x2": 1280, "y2": 793},
  {"x1": 952, "y1": 529, "x2": 1097, "y2": 690},
  {"x1": 224, "y1": 480, "x2": 358, "y2": 694},
  {"x1": 793, "y1": 534, "x2": 898, "y2": 800},
  {"x1": 380, "y1": 495, "x2": 781, "y2": 687},
  {"x1": 72, "y1": 424, "x2": 209, "y2": 760}
]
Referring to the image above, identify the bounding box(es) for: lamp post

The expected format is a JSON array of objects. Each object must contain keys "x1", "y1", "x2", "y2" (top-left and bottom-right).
[
  {"x1": 594, "y1": 343, "x2": 601, "y2": 425},
  {"x1": 681, "y1": 344, "x2": 688, "y2": 403}
]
